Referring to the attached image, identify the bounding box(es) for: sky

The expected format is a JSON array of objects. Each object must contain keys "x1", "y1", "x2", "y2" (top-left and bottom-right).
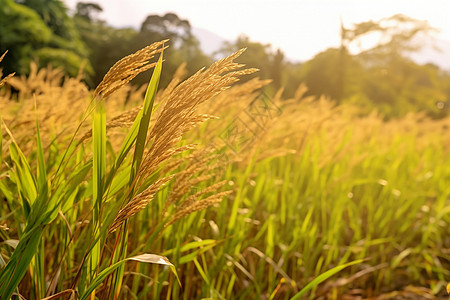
[{"x1": 62, "y1": 0, "x2": 450, "y2": 62}]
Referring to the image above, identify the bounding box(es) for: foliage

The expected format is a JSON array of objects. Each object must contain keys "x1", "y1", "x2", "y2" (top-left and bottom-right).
[
  {"x1": 294, "y1": 14, "x2": 449, "y2": 118},
  {"x1": 74, "y1": 2, "x2": 102, "y2": 22},
  {"x1": 0, "y1": 0, "x2": 91, "y2": 77},
  {"x1": 132, "y1": 12, "x2": 212, "y2": 88},
  {"x1": 342, "y1": 14, "x2": 436, "y2": 61},
  {"x1": 296, "y1": 48, "x2": 364, "y2": 101},
  {"x1": 73, "y1": 13, "x2": 139, "y2": 86},
  {"x1": 0, "y1": 0, "x2": 52, "y2": 74}
]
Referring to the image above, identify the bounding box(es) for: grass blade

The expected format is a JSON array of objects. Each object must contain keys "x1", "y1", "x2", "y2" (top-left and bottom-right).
[
  {"x1": 79, "y1": 253, "x2": 178, "y2": 300},
  {"x1": 129, "y1": 51, "x2": 163, "y2": 185},
  {"x1": 104, "y1": 50, "x2": 163, "y2": 197},
  {"x1": 93, "y1": 102, "x2": 106, "y2": 225},
  {"x1": 290, "y1": 259, "x2": 364, "y2": 300},
  {"x1": 0, "y1": 226, "x2": 44, "y2": 299},
  {"x1": 8, "y1": 141, "x2": 37, "y2": 217},
  {"x1": 34, "y1": 96, "x2": 47, "y2": 193},
  {"x1": 88, "y1": 101, "x2": 107, "y2": 286}
]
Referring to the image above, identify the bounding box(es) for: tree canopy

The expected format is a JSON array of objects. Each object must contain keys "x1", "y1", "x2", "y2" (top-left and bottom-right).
[
  {"x1": 295, "y1": 14, "x2": 449, "y2": 118},
  {"x1": 72, "y1": 7, "x2": 211, "y2": 87},
  {"x1": 0, "y1": 0, "x2": 91, "y2": 76}
]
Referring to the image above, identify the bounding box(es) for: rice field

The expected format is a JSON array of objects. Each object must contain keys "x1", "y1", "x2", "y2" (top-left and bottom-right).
[{"x1": 0, "y1": 42, "x2": 449, "y2": 299}]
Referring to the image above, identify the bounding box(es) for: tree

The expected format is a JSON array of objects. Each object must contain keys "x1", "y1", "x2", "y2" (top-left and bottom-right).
[
  {"x1": 73, "y1": 4, "x2": 139, "y2": 86},
  {"x1": 281, "y1": 61, "x2": 304, "y2": 98},
  {"x1": 131, "y1": 12, "x2": 211, "y2": 87},
  {"x1": 297, "y1": 14, "x2": 445, "y2": 117},
  {"x1": 0, "y1": 0, "x2": 52, "y2": 74},
  {"x1": 361, "y1": 57, "x2": 446, "y2": 117},
  {"x1": 298, "y1": 48, "x2": 364, "y2": 101},
  {"x1": 217, "y1": 35, "x2": 285, "y2": 92},
  {"x1": 0, "y1": 0, "x2": 91, "y2": 76},
  {"x1": 140, "y1": 12, "x2": 192, "y2": 46},
  {"x1": 73, "y1": 9, "x2": 211, "y2": 88},
  {"x1": 341, "y1": 14, "x2": 437, "y2": 71},
  {"x1": 75, "y1": 2, "x2": 102, "y2": 22},
  {"x1": 346, "y1": 15, "x2": 443, "y2": 117},
  {"x1": 271, "y1": 49, "x2": 284, "y2": 91}
]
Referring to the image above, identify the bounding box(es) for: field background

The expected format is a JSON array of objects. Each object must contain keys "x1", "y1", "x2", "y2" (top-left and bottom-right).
[{"x1": 0, "y1": 1, "x2": 450, "y2": 299}]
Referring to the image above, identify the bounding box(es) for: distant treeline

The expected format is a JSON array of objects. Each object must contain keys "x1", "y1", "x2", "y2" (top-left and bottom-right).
[{"x1": 1, "y1": 0, "x2": 449, "y2": 118}]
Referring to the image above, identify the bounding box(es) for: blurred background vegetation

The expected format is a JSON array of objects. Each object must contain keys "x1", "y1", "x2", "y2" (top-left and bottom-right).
[{"x1": 1, "y1": 0, "x2": 450, "y2": 119}]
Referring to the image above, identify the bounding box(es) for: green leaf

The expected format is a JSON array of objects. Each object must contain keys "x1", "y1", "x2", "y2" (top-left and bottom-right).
[
  {"x1": 88, "y1": 101, "x2": 107, "y2": 281},
  {"x1": 110, "y1": 222, "x2": 129, "y2": 299},
  {"x1": 79, "y1": 253, "x2": 179, "y2": 300},
  {"x1": 35, "y1": 100, "x2": 47, "y2": 194},
  {"x1": 59, "y1": 161, "x2": 92, "y2": 213},
  {"x1": 129, "y1": 52, "x2": 163, "y2": 185},
  {"x1": 92, "y1": 102, "x2": 106, "y2": 222},
  {"x1": 9, "y1": 141, "x2": 37, "y2": 215},
  {"x1": 290, "y1": 259, "x2": 364, "y2": 300},
  {"x1": 0, "y1": 179, "x2": 14, "y2": 203},
  {"x1": 107, "y1": 164, "x2": 131, "y2": 200},
  {"x1": 105, "y1": 51, "x2": 163, "y2": 194},
  {"x1": 0, "y1": 226, "x2": 44, "y2": 299}
]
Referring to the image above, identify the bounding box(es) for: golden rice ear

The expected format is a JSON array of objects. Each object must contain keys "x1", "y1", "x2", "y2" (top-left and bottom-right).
[
  {"x1": 108, "y1": 49, "x2": 255, "y2": 235},
  {"x1": 134, "y1": 48, "x2": 258, "y2": 183},
  {"x1": 108, "y1": 175, "x2": 175, "y2": 233},
  {"x1": 94, "y1": 40, "x2": 168, "y2": 99},
  {"x1": 164, "y1": 190, "x2": 232, "y2": 230}
]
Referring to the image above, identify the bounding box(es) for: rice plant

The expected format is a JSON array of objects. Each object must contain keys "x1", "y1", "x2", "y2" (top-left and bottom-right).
[{"x1": 0, "y1": 42, "x2": 257, "y2": 299}]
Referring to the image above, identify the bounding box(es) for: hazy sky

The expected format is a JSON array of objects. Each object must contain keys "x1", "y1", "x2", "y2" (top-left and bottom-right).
[{"x1": 62, "y1": 0, "x2": 450, "y2": 61}]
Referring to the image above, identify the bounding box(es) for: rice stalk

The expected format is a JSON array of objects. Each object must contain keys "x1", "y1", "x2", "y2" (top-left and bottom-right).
[
  {"x1": 0, "y1": 51, "x2": 15, "y2": 88},
  {"x1": 93, "y1": 40, "x2": 168, "y2": 99}
]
